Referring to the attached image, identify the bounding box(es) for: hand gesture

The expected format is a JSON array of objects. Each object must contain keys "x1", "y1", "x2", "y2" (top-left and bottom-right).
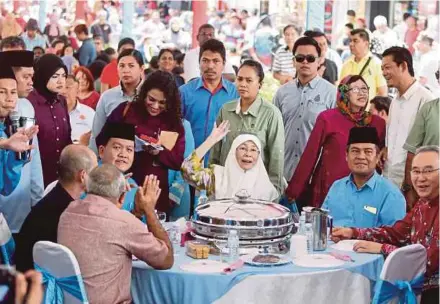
[
  {"x1": 208, "y1": 121, "x2": 230, "y2": 144},
  {"x1": 331, "y1": 227, "x2": 354, "y2": 243},
  {"x1": 353, "y1": 241, "x2": 382, "y2": 254},
  {"x1": 2, "y1": 125, "x2": 39, "y2": 152},
  {"x1": 79, "y1": 130, "x2": 92, "y2": 146},
  {"x1": 135, "y1": 174, "x2": 161, "y2": 214}
]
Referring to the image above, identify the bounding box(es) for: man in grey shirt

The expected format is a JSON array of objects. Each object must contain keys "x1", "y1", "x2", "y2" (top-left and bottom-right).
[{"x1": 273, "y1": 37, "x2": 336, "y2": 181}]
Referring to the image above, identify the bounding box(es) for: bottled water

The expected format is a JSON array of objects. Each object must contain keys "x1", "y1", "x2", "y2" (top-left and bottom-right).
[
  {"x1": 305, "y1": 223, "x2": 313, "y2": 254},
  {"x1": 171, "y1": 222, "x2": 181, "y2": 248},
  {"x1": 198, "y1": 190, "x2": 208, "y2": 206},
  {"x1": 227, "y1": 230, "x2": 239, "y2": 262},
  {"x1": 298, "y1": 211, "x2": 306, "y2": 235}
]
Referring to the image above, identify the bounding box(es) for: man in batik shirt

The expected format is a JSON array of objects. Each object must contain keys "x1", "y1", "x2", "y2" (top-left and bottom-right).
[{"x1": 332, "y1": 145, "x2": 439, "y2": 304}]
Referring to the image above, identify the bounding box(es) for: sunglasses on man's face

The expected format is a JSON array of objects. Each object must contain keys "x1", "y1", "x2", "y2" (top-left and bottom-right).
[{"x1": 294, "y1": 54, "x2": 319, "y2": 63}]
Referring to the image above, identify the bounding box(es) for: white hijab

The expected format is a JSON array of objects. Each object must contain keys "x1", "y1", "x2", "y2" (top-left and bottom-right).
[{"x1": 213, "y1": 134, "x2": 279, "y2": 201}]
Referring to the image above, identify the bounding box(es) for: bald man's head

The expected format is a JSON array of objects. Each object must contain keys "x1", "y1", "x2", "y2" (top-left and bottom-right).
[{"x1": 59, "y1": 145, "x2": 98, "y2": 184}]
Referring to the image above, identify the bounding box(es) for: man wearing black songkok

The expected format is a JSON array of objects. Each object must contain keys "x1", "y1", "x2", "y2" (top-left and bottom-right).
[{"x1": 322, "y1": 127, "x2": 406, "y2": 228}]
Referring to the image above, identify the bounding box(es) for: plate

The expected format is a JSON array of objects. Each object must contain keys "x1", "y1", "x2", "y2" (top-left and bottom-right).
[
  {"x1": 241, "y1": 253, "x2": 292, "y2": 267},
  {"x1": 330, "y1": 240, "x2": 358, "y2": 252},
  {"x1": 293, "y1": 254, "x2": 345, "y2": 268},
  {"x1": 180, "y1": 260, "x2": 229, "y2": 273}
]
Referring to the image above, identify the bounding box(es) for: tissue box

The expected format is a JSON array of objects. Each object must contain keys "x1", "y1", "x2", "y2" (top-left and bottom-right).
[{"x1": 186, "y1": 241, "x2": 210, "y2": 259}]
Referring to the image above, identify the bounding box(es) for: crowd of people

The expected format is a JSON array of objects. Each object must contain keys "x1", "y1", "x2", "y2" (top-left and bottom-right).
[{"x1": 0, "y1": 4, "x2": 439, "y2": 304}]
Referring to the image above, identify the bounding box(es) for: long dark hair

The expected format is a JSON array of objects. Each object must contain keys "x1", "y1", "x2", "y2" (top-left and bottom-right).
[{"x1": 135, "y1": 70, "x2": 182, "y2": 130}]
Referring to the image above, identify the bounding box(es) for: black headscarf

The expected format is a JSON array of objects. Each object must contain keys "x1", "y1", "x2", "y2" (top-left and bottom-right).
[{"x1": 33, "y1": 54, "x2": 68, "y2": 100}]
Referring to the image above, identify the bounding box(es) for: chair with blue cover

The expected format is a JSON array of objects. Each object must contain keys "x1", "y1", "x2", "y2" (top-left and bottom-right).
[
  {"x1": 372, "y1": 244, "x2": 426, "y2": 304},
  {"x1": 0, "y1": 213, "x2": 14, "y2": 265},
  {"x1": 33, "y1": 241, "x2": 89, "y2": 304}
]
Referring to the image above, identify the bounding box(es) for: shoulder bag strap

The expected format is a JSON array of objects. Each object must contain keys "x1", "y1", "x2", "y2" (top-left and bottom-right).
[{"x1": 359, "y1": 57, "x2": 372, "y2": 76}]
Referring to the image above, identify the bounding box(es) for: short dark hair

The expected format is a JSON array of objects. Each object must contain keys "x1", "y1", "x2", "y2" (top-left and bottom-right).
[
  {"x1": 149, "y1": 56, "x2": 159, "y2": 69},
  {"x1": 117, "y1": 49, "x2": 144, "y2": 66},
  {"x1": 93, "y1": 35, "x2": 104, "y2": 41},
  {"x1": 117, "y1": 37, "x2": 135, "y2": 52},
  {"x1": 370, "y1": 96, "x2": 391, "y2": 115},
  {"x1": 382, "y1": 46, "x2": 414, "y2": 77},
  {"x1": 173, "y1": 50, "x2": 185, "y2": 65},
  {"x1": 292, "y1": 37, "x2": 321, "y2": 57},
  {"x1": 420, "y1": 35, "x2": 434, "y2": 46},
  {"x1": 104, "y1": 47, "x2": 116, "y2": 56},
  {"x1": 199, "y1": 39, "x2": 226, "y2": 62},
  {"x1": 238, "y1": 60, "x2": 264, "y2": 84},
  {"x1": 403, "y1": 12, "x2": 411, "y2": 21},
  {"x1": 347, "y1": 10, "x2": 356, "y2": 17},
  {"x1": 345, "y1": 23, "x2": 354, "y2": 30},
  {"x1": 158, "y1": 48, "x2": 175, "y2": 60},
  {"x1": 33, "y1": 46, "x2": 45, "y2": 54},
  {"x1": 303, "y1": 30, "x2": 326, "y2": 39},
  {"x1": 283, "y1": 24, "x2": 297, "y2": 34},
  {"x1": 197, "y1": 24, "x2": 215, "y2": 35},
  {"x1": 351, "y1": 29, "x2": 370, "y2": 42},
  {"x1": 0, "y1": 36, "x2": 26, "y2": 51},
  {"x1": 74, "y1": 24, "x2": 88, "y2": 35},
  {"x1": 61, "y1": 44, "x2": 73, "y2": 56}
]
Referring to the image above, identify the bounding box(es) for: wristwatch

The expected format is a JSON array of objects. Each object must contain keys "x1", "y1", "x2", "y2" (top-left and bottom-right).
[{"x1": 400, "y1": 183, "x2": 413, "y2": 193}]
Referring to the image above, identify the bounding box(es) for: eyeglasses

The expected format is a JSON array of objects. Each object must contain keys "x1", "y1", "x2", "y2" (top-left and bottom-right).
[
  {"x1": 294, "y1": 54, "x2": 319, "y2": 63},
  {"x1": 410, "y1": 168, "x2": 440, "y2": 177},
  {"x1": 348, "y1": 87, "x2": 369, "y2": 94}
]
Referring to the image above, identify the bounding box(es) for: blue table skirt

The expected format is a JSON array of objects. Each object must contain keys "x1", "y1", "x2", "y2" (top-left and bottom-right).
[{"x1": 131, "y1": 245, "x2": 384, "y2": 304}]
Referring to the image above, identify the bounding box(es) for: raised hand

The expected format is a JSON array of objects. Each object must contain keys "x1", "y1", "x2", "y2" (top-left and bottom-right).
[
  {"x1": 2, "y1": 129, "x2": 35, "y2": 152},
  {"x1": 208, "y1": 120, "x2": 230, "y2": 143},
  {"x1": 135, "y1": 174, "x2": 162, "y2": 215}
]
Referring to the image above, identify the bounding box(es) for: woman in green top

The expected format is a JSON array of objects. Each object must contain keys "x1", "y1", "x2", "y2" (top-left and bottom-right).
[{"x1": 209, "y1": 60, "x2": 285, "y2": 193}]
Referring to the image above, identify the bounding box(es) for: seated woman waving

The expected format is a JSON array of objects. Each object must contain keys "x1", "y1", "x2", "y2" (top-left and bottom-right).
[{"x1": 182, "y1": 121, "x2": 279, "y2": 201}]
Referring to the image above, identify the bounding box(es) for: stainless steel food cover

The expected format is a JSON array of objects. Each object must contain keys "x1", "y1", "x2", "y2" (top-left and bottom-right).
[{"x1": 192, "y1": 196, "x2": 295, "y2": 240}]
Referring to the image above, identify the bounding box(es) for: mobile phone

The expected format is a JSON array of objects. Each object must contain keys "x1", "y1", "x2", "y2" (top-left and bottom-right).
[{"x1": 0, "y1": 265, "x2": 16, "y2": 304}]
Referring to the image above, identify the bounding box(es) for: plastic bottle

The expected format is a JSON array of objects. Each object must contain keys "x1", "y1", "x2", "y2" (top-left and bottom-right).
[
  {"x1": 198, "y1": 190, "x2": 208, "y2": 206},
  {"x1": 305, "y1": 223, "x2": 313, "y2": 254},
  {"x1": 298, "y1": 211, "x2": 306, "y2": 235},
  {"x1": 227, "y1": 230, "x2": 239, "y2": 262},
  {"x1": 171, "y1": 222, "x2": 181, "y2": 248}
]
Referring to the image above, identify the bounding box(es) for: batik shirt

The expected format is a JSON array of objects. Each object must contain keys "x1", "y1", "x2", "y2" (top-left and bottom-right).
[{"x1": 353, "y1": 197, "x2": 439, "y2": 290}]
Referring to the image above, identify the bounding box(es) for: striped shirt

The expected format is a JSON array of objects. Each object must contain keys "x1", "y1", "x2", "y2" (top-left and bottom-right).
[{"x1": 272, "y1": 46, "x2": 296, "y2": 77}]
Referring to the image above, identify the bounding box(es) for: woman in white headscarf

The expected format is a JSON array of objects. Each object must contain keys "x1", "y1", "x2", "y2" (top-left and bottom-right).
[{"x1": 181, "y1": 121, "x2": 279, "y2": 201}]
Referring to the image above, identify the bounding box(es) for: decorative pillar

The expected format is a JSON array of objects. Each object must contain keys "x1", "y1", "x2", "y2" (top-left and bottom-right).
[
  {"x1": 38, "y1": 0, "x2": 47, "y2": 31},
  {"x1": 75, "y1": 0, "x2": 86, "y2": 20},
  {"x1": 192, "y1": 0, "x2": 208, "y2": 48},
  {"x1": 306, "y1": 0, "x2": 326, "y2": 31},
  {"x1": 121, "y1": 0, "x2": 135, "y2": 39}
]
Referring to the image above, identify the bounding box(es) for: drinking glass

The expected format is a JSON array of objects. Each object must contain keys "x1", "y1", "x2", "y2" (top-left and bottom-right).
[
  {"x1": 214, "y1": 237, "x2": 227, "y2": 263},
  {"x1": 157, "y1": 211, "x2": 166, "y2": 225}
]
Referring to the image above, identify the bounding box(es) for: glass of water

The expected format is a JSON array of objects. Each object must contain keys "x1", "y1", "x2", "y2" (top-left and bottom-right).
[{"x1": 157, "y1": 211, "x2": 166, "y2": 225}]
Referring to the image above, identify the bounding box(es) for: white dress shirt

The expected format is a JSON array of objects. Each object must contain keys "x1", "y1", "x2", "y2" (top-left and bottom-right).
[
  {"x1": 69, "y1": 101, "x2": 95, "y2": 143},
  {"x1": 183, "y1": 47, "x2": 235, "y2": 82},
  {"x1": 384, "y1": 81, "x2": 435, "y2": 187}
]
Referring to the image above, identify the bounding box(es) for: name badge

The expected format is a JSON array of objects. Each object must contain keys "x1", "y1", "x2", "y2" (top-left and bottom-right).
[{"x1": 364, "y1": 205, "x2": 377, "y2": 215}]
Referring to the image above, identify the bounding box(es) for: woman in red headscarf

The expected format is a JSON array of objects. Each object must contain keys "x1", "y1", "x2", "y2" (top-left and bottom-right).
[{"x1": 285, "y1": 75, "x2": 386, "y2": 208}]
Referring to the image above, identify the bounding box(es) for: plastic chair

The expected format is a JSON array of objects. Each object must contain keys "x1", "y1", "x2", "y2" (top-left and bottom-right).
[
  {"x1": 33, "y1": 241, "x2": 89, "y2": 304},
  {"x1": 0, "y1": 213, "x2": 14, "y2": 265},
  {"x1": 372, "y1": 244, "x2": 426, "y2": 304}
]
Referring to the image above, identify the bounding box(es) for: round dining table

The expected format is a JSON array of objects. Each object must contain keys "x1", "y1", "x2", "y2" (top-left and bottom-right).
[{"x1": 131, "y1": 242, "x2": 384, "y2": 304}]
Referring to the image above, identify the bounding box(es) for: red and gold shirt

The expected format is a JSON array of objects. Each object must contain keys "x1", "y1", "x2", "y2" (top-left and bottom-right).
[{"x1": 353, "y1": 197, "x2": 439, "y2": 290}]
